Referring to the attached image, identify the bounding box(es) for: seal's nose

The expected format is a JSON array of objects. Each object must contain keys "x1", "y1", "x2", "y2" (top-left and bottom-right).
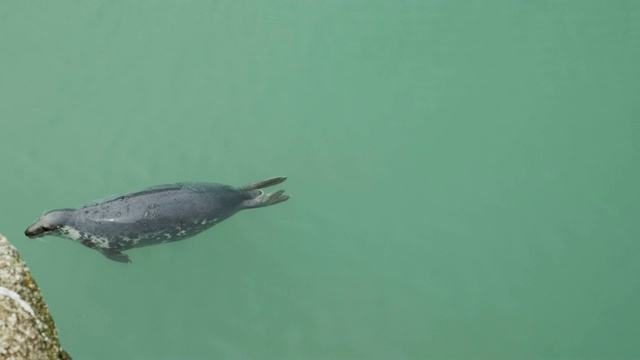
[{"x1": 25, "y1": 224, "x2": 45, "y2": 238}]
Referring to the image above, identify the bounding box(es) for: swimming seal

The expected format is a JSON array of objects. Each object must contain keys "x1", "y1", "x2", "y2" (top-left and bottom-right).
[{"x1": 25, "y1": 176, "x2": 289, "y2": 263}]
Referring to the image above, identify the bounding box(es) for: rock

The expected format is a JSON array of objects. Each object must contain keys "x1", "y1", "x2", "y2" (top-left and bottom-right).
[{"x1": 0, "y1": 233, "x2": 71, "y2": 360}]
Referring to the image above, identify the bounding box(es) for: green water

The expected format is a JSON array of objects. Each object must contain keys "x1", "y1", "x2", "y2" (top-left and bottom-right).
[{"x1": 1, "y1": 1, "x2": 639, "y2": 359}]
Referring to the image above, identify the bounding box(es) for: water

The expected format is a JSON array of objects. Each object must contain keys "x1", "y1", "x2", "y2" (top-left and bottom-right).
[{"x1": 1, "y1": 1, "x2": 639, "y2": 359}]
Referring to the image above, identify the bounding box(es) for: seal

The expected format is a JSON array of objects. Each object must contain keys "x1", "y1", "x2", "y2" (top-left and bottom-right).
[{"x1": 25, "y1": 176, "x2": 289, "y2": 263}]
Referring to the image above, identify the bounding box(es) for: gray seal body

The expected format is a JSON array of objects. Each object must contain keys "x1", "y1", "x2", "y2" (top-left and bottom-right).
[{"x1": 25, "y1": 176, "x2": 289, "y2": 263}]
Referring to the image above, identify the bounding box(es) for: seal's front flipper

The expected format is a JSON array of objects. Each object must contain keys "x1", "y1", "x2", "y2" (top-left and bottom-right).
[{"x1": 100, "y1": 250, "x2": 132, "y2": 263}]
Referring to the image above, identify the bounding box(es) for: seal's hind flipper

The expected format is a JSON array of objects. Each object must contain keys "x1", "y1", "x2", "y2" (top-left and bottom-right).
[
  {"x1": 100, "y1": 250, "x2": 132, "y2": 263},
  {"x1": 242, "y1": 176, "x2": 287, "y2": 191},
  {"x1": 242, "y1": 189, "x2": 290, "y2": 209}
]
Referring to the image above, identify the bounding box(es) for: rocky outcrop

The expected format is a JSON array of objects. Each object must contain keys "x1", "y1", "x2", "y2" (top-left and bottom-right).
[{"x1": 0, "y1": 233, "x2": 71, "y2": 360}]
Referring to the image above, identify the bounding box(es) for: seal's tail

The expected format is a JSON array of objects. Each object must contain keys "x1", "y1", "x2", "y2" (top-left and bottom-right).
[
  {"x1": 242, "y1": 176, "x2": 287, "y2": 191},
  {"x1": 241, "y1": 176, "x2": 289, "y2": 209}
]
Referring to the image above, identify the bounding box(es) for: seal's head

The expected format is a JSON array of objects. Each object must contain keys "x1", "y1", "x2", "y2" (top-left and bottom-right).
[{"x1": 25, "y1": 209, "x2": 73, "y2": 238}]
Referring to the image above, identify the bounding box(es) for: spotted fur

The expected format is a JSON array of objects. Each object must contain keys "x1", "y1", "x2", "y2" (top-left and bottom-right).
[{"x1": 25, "y1": 177, "x2": 289, "y2": 263}]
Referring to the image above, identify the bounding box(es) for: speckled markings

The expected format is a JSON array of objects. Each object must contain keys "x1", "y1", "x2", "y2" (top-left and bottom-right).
[{"x1": 25, "y1": 177, "x2": 289, "y2": 263}]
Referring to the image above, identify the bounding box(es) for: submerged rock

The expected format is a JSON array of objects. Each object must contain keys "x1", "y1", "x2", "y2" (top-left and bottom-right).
[{"x1": 0, "y1": 233, "x2": 71, "y2": 360}]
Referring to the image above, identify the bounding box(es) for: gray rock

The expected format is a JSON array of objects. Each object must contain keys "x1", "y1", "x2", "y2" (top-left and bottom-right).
[{"x1": 0, "y1": 233, "x2": 71, "y2": 360}]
